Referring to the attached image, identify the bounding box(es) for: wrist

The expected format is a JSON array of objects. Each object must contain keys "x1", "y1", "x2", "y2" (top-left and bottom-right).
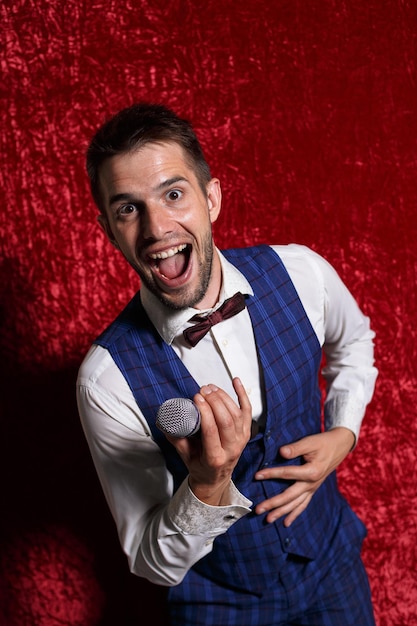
[
  {"x1": 188, "y1": 477, "x2": 231, "y2": 506},
  {"x1": 330, "y1": 426, "x2": 356, "y2": 453}
]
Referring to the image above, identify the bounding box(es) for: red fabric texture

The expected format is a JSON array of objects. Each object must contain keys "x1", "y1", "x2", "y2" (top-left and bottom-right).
[{"x1": 1, "y1": 1, "x2": 416, "y2": 624}]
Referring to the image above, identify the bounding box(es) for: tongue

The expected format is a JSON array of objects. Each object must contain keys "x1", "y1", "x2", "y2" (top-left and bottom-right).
[{"x1": 158, "y1": 252, "x2": 187, "y2": 279}]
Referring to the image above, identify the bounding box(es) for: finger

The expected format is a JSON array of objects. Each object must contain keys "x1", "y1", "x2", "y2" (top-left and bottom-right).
[
  {"x1": 194, "y1": 390, "x2": 223, "y2": 444},
  {"x1": 255, "y1": 481, "x2": 306, "y2": 514},
  {"x1": 232, "y1": 378, "x2": 252, "y2": 436},
  {"x1": 194, "y1": 389, "x2": 216, "y2": 425},
  {"x1": 262, "y1": 492, "x2": 311, "y2": 525},
  {"x1": 255, "y1": 463, "x2": 320, "y2": 483},
  {"x1": 199, "y1": 385, "x2": 246, "y2": 431},
  {"x1": 166, "y1": 432, "x2": 202, "y2": 467},
  {"x1": 195, "y1": 384, "x2": 252, "y2": 451},
  {"x1": 232, "y1": 377, "x2": 252, "y2": 414},
  {"x1": 282, "y1": 496, "x2": 312, "y2": 527},
  {"x1": 194, "y1": 387, "x2": 239, "y2": 454},
  {"x1": 280, "y1": 435, "x2": 318, "y2": 460},
  {"x1": 200, "y1": 384, "x2": 237, "y2": 414}
]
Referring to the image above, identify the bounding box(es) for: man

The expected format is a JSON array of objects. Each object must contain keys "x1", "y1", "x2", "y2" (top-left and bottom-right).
[{"x1": 77, "y1": 103, "x2": 378, "y2": 625}]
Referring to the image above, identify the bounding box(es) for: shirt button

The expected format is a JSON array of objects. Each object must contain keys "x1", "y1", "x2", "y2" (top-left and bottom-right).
[
  {"x1": 284, "y1": 538, "x2": 292, "y2": 548},
  {"x1": 222, "y1": 338, "x2": 229, "y2": 347}
]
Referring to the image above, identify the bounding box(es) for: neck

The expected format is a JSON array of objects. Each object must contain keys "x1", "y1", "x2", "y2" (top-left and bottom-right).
[{"x1": 194, "y1": 248, "x2": 223, "y2": 310}]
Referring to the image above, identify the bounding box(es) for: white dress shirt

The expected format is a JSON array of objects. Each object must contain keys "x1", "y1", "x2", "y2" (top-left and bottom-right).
[{"x1": 77, "y1": 244, "x2": 377, "y2": 586}]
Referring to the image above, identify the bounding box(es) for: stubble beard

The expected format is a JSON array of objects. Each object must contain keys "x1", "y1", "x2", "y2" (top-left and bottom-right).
[{"x1": 138, "y1": 232, "x2": 215, "y2": 311}]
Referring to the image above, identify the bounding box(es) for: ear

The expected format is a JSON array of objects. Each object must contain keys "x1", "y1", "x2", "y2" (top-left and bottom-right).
[
  {"x1": 206, "y1": 178, "x2": 222, "y2": 224},
  {"x1": 97, "y1": 214, "x2": 120, "y2": 249}
]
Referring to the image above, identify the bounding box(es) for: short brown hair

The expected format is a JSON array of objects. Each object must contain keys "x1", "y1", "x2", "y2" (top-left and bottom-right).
[{"x1": 86, "y1": 103, "x2": 212, "y2": 212}]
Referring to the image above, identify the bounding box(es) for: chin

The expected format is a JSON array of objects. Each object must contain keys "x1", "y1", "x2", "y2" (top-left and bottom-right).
[{"x1": 153, "y1": 283, "x2": 207, "y2": 311}]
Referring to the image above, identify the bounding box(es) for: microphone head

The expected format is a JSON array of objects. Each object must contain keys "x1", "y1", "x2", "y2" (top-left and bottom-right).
[{"x1": 156, "y1": 398, "x2": 201, "y2": 438}]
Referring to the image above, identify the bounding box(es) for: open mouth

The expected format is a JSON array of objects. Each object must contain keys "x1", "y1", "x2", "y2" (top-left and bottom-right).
[{"x1": 149, "y1": 244, "x2": 191, "y2": 280}]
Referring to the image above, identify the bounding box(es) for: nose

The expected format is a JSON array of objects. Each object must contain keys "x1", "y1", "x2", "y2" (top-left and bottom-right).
[{"x1": 140, "y1": 203, "x2": 173, "y2": 242}]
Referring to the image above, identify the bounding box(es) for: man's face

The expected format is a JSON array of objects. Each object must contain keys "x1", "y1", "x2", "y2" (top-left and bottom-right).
[{"x1": 97, "y1": 141, "x2": 223, "y2": 310}]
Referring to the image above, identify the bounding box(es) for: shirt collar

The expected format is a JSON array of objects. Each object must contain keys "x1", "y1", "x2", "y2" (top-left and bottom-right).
[{"x1": 140, "y1": 248, "x2": 254, "y2": 345}]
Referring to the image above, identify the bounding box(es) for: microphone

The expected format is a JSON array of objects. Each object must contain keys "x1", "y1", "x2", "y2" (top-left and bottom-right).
[{"x1": 156, "y1": 398, "x2": 201, "y2": 438}]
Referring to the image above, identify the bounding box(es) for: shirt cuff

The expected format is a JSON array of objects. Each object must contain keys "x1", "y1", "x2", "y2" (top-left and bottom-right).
[
  {"x1": 324, "y1": 392, "x2": 366, "y2": 443},
  {"x1": 168, "y1": 478, "x2": 252, "y2": 536}
]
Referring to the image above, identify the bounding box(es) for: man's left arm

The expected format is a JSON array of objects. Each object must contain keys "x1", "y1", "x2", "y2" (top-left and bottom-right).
[{"x1": 254, "y1": 249, "x2": 378, "y2": 526}]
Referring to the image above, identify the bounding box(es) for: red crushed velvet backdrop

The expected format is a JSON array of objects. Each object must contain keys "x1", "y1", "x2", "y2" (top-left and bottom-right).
[{"x1": 1, "y1": 1, "x2": 416, "y2": 624}]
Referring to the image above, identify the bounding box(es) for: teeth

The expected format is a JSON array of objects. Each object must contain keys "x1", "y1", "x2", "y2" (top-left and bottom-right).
[{"x1": 150, "y1": 244, "x2": 187, "y2": 260}]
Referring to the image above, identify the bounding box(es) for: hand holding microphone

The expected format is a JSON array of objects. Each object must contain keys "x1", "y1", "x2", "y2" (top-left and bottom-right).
[
  {"x1": 156, "y1": 381, "x2": 252, "y2": 441},
  {"x1": 156, "y1": 381, "x2": 253, "y2": 506}
]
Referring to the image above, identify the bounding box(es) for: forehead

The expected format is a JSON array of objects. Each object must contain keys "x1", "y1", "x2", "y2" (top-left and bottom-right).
[{"x1": 99, "y1": 141, "x2": 195, "y2": 195}]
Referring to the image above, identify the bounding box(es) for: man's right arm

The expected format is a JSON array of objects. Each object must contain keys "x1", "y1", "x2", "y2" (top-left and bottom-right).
[{"x1": 76, "y1": 346, "x2": 251, "y2": 586}]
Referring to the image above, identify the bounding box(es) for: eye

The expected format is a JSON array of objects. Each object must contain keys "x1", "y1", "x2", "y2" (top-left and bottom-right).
[
  {"x1": 118, "y1": 203, "x2": 138, "y2": 217},
  {"x1": 166, "y1": 189, "x2": 183, "y2": 202}
]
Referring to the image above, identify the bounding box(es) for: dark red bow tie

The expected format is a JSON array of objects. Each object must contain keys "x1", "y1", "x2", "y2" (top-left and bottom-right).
[{"x1": 183, "y1": 292, "x2": 246, "y2": 347}]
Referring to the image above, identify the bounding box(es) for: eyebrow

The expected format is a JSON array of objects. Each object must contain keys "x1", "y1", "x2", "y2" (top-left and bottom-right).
[
  {"x1": 109, "y1": 192, "x2": 137, "y2": 207},
  {"x1": 155, "y1": 176, "x2": 188, "y2": 191}
]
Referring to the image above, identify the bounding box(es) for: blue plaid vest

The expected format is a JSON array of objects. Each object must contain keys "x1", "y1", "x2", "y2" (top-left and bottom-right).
[{"x1": 96, "y1": 245, "x2": 358, "y2": 594}]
